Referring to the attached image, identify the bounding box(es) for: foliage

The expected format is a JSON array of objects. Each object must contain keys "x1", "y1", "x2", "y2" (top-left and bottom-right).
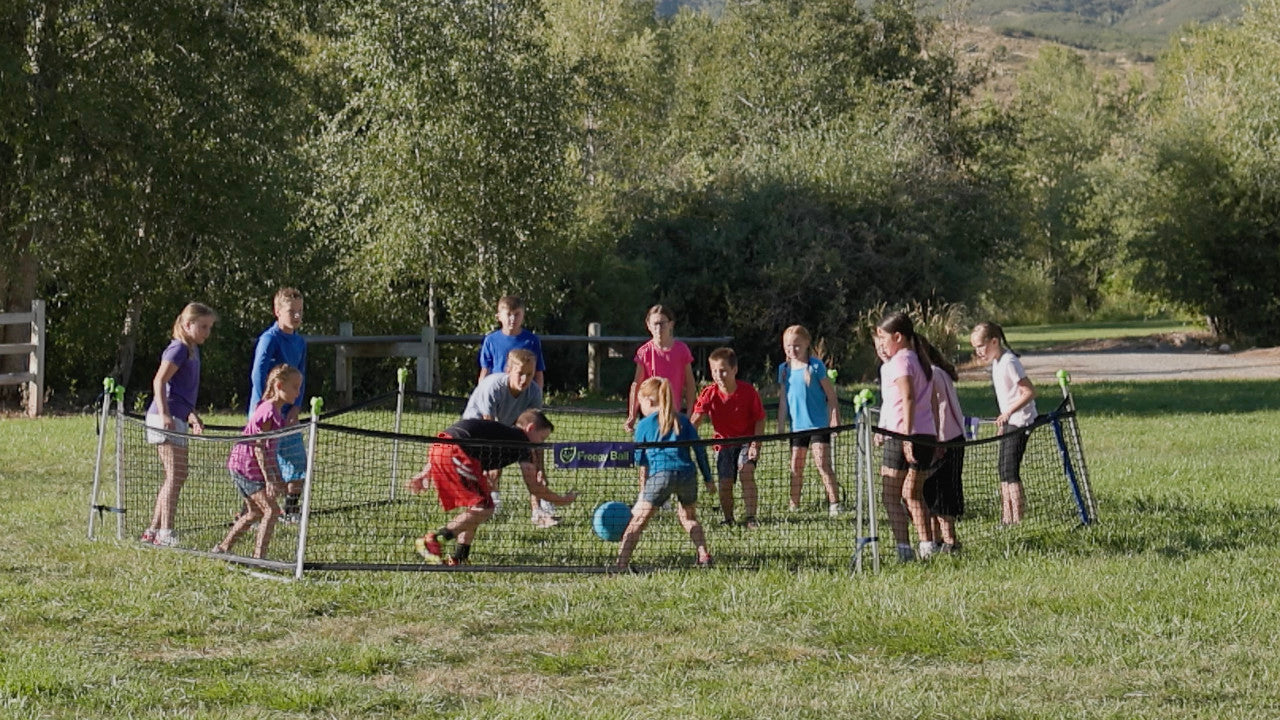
[{"x1": 306, "y1": 0, "x2": 579, "y2": 336}]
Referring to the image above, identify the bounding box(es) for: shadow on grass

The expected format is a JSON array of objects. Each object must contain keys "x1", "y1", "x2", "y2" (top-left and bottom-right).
[
  {"x1": 959, "y1": 380, "x2": 1280, "y2": 418},
  {"x1": 1011, "y1": 495, "x2": 1277, "y2": 559}
]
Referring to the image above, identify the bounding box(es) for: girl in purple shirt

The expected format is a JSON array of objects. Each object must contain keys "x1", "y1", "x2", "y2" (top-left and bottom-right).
[
  {"x1": 213, "y1": 364, "x2": 302, "y2": 559},
  {"x1": 141, "y1": 303, "x2": 217, "y2": 548}
]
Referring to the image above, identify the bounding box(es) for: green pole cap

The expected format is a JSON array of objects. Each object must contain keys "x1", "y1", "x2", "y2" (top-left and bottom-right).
[
  {"x1": 309, "y1": 397, "x2": 324, "y2": 416},
  {"x1": 1056, "y1": 369, "x2": 1070, "y2": 389},
  {"x1": 398, "y1": 367, "x2": 409, "y2": 385}
]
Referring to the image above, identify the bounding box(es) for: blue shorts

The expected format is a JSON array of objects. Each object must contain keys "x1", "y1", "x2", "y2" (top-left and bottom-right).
[
  {"x1": 276, "y1": 431, "x2": 308, "y2": 483},
  {"x1": 639, "y1": 470, "x2": 698, "y2": 507},
  {"x1": 230, "y1": 470, "x2": 266, "y2": 500},
  {"x1": 715, "y1": 445, "x2": 754, "y2": 482}
]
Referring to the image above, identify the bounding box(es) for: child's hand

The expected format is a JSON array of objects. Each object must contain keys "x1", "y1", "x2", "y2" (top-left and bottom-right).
[
  {"x1": 623, "y1": 416, "x2": 636, "y2": 433},
  {"x1": 189, "y1": 414, "x2": 204, "y2": 435},
  {"x1": 406, "y1": 468, "x2": 430, "y2": 494}
]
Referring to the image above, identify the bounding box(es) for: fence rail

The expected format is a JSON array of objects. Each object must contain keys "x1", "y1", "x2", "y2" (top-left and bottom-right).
[{"x1": 0, "y1": 300, "x2": 45, "y2": 417}]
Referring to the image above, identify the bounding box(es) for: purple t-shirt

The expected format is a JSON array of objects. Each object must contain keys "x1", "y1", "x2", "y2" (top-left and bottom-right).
[
  {"x1": 227, "y1": 400, "x2": 285, "y2": 481},
  {"x1": 146, "y1": 340, "x2": 201, "y2": 421}
]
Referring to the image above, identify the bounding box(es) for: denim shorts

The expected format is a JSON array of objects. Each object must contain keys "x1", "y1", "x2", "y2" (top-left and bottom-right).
[
  {"x1": 230, "y1": 470, "x2": 266, "y2": 499},
  {"x1": 639, "y1": 470, "x2": 698, "y2": 507}
]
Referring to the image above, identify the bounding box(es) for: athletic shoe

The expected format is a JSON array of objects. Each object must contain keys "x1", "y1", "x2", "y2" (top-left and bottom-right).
[
  {"x1": 531, "y1": 508, "x2": 560, "y2": 529},
  {"x1": 443, "y1": 557, "x2": 464, "y2": 567},
  {"x1": 140, "y1": 529, "x2": 156, "y2": 544},
  {"x1": 153, "y1": 530, "x2": 179, "y2": 548},
  {"x1": 896, "y1": 544, "x2": 916, "y2": 563},
  {"x1": 917, "y1": 541, "x2": 938, "y2": 560},
  {"x1": 280, "y1": 512, "x2": 301, "y2": 525},
  {"x1": 788, "y1": 503, "x2": 801, "y2": 512},
  {"x1": 719, "y1": 518, "x2": 736, "y2": 527},
  {"x1": 209, "y1": 545, "x2": 227, "y2": 555},
  {"x1": 940, "y1": 542, "x2": 962, "y2": 555},
  {"x1": 415, "y1": 533, "x2": 444, "y2": 564},
  {"x1": 828, "y1": 502, "x2": 844, "y2": 518},
  {"x1": 743, "y1": 517, "x2": 760, "y2": 530},
  {"x1": 696, "y1": 554, "x2": 713, "y2": 569}
]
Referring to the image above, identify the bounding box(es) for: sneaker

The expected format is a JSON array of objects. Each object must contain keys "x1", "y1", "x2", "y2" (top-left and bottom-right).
[
  {"x1": 209, "y1": 545, "x2": 227, "y2": 555},
  {"x1": 443, "y1": 556, "x2": 464, "y2": 567},
  {"x1": 696, "y1": 554, "x2": 713, "y2": 569},
  {"x1": 415, "y1": 533, "x2": 444, "y2": 564},
  {"x1": 280, "y1": 512, "x2": 301, "y2": 525},
  {"x1": 719, "y1": 518, "x2": 736, "y2": 527},
  {"x1": 153, "y1": 530, "x2": 179, "y2": 548},
  {"x1": 140, "y1": 529, "x2": 156, "y2": 544},
  {"x1": 743, "y1": 517, "x2": 760, "y2": 530},
  {"x1": 917, "y1": 541, "x2": 938, "y2": 560},
  {"x1": 788, "y1": 503, "x2": 801, "y2": 512},
  {"x1": 896, "y1": 544, "x2": 916, "y2": 563},
  {"x1": 940, "y1": 542, "x2": 961, "y2": 555},
  {"x1": 531, "y1": 509, "x2": 560, "y2": 529},
  {"x1": 538, "y1": 499, "x2": 557, "y2": 515},
  {"x1": 828, "y1": 502, "x2": 844, "y2": 518}
]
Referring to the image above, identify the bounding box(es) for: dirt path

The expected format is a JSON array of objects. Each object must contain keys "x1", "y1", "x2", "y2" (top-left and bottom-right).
[{"x1": 959, "y1": 346, "x2": 1280, "y2": 383}]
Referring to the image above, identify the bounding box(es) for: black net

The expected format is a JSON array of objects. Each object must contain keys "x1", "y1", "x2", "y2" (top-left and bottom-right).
[{"x1": 89, "y1": 391, "x2": 1094, "y2": 574}]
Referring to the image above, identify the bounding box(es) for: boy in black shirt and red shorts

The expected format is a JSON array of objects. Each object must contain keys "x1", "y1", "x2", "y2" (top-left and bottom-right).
[{"x1": 408, "y1": 409, "x2": 576, "y2": 565}]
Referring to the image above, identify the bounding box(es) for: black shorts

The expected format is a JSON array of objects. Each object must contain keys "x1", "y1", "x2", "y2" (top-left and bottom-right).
[
  {"x1": 998, "y1": 425, "x2": 1031, "y2": 484},
  {"x1": 789, "y1": 431, "x2": 831, "y2": 449},
  {"x1": 715, "y1": 444, "x2": 754, "y2": 482},
  {"x1": 923, "y1": 443, "x2": 965, "y2": 517},
  {"x1": 881, "y1": 434, "x2": 937, "y2": 472}
]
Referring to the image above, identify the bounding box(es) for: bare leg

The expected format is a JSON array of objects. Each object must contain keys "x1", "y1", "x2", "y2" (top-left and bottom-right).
[
  {"x1": 739, "y1": 464, "x2": 758, "y2": 520},
  {"x1": 935, "y1": 515, "x2": 957, "y2": 545},
  {"x1": 675, "y1": 502, "x2": 710, "y2": 563},
  {"x1": 616, "y1": 502, "x2": 657, "y2": 568},
  {"x1": 151, "y1": 443, "x2": 189, "y2": 531},
  {"x1": 881, "y1": 471, "x2": 911, "y2": 546},
  {"x1": 789, "y1": 447, "x2": 807, "y2": 507},
  {"x1": 1002, "y1": 483, "x2": 1025, "y2": 524},
  {"x1": 811, "y1": 442, "x2": 840, "y2": 504},
  {"x1": 446, "y1": 506, "x2": 494, "y2": 546},
  {"x1": 901, "y1": 468, "x2": 933, "y2": 543},
  {"x1": 252, "y1": 483, "x2": 284, "y2": 559},
  {"x1": 216, "y1": 500, "x2": 263, "y2": 553},
  {"x1": 717, "y1": 478, "x2": 736, "y2": 523}
]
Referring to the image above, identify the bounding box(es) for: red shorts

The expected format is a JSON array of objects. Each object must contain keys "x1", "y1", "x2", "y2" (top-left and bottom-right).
[{"x1": 429, "y1": 440, "x2": 494, "y2": 512}]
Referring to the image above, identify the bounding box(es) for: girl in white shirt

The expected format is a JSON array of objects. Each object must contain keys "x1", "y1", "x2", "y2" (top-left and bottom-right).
[{"x1": 970, "y1": 321, "x2": 1037, "y2": 525}]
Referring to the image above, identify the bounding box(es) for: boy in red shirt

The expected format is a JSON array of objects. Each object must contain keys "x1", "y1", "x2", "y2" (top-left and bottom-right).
[{"x1": 691, "y1": 348, "x2": 767, "y2": 528}]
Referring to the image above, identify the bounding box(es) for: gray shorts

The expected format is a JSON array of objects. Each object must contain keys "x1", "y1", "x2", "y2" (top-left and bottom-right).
[
  {"x1": 230, "y1": 470, "x2": 266, "y2": 499},
  {"x1": 639, "y1": 470, "x2": 698, "y2": 507},
  {"x1": 145, "y1": 414, "x2": 188, "y2": 447}
]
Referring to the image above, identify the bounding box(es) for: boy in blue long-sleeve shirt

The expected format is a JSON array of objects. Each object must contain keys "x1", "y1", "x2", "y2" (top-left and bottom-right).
[{"x1": 249, "y1": 287, "x2": 307, "y2": 520}]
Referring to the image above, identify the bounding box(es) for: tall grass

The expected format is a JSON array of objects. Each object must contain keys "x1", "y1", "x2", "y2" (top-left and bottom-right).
[{"x1": 2, "y1": 380, "x2": 1279, "y2": 718}]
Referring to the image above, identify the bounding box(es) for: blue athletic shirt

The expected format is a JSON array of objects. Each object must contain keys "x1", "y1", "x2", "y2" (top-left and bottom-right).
[
  {"x1": 777, "y1": 357, "x2": 831, "y2": 432},
  {"x1": 478, "y1": 329, "x2": 546, "y2": 374},
  {"x1": 632, "y1": 412, "x2": 712, "y2": 482},
  {"x1": 249, "y1": 322, "x2": 307, "y2": 417}
]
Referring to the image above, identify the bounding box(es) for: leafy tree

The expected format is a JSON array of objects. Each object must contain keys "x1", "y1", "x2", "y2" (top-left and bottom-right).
[{"x1": 307, "y1": 0, "x2": 578, "y2": 336}]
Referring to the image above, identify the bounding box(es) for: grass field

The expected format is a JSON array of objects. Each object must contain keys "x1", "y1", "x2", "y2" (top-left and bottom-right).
[
  {"x1": 3, "y1": 379, "x2": 1280, "y2": 718},
  {"x1": 1001, "y1": 319, "x2": 1204, "y2": 352}
]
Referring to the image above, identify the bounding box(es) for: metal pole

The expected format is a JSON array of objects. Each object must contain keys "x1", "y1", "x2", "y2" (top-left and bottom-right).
[
  {"x1": 113, "y1": 385, "x2": 126, "y2": 540},
  {"x1": 88, "y1": 378, "x2": 115, "y2": 539},
  {"x1": 388, "y1": 368, "x2": 407, "y2": 501},
  {"x1": 1056, "y1": 370, "x2": 1098, "y2": 521},
  {"x1": 294, "y1": 397, "x2": 324, "y2": 580}
]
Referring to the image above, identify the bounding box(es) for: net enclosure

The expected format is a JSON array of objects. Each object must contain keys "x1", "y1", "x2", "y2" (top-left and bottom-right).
[{"x1": 88, "y1": 378, "x2": 1097, "y2": 577}]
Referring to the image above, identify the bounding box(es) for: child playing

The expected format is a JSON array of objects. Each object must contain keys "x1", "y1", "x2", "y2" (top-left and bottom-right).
[
  {"x1": 141, "y1": 302, "x2": 217, "y2": 547},
  {"x1": 777, "y1": 325, "x2": 842, "y2": 516},
  {"x1": 462, "y1": 349, "x2": 556, "y2": 528},
  {"x1": 922, "y1": 339, "x2": 965, "y2": 553},
  {"x1": 616, "y1": 377, "x2": 714, "y2": 570},
  {"x1": 409, "y1": 410, "x2": 576, "y2": 566},
  {"x1": 478, "y1": 295, "x2": 546, "y2": 388},
  {"x1": 249, "y1": 287, "x2": 307, "y2": 522},
  {"x1": 213, "y1": 364, "x2": 303, "y2": 559},
  {"x1": 691, "y1": 348, "x2": 766, "y2": 528},
  {"x1": 970, "y1": 321, "x2": 1038, "y2": 525},
  {"x1": 624, "y1": 305, "x2": 696, "y2": 432},
  {"x1": 874, "y1": 312, "x2": 938, "y2": 561}
]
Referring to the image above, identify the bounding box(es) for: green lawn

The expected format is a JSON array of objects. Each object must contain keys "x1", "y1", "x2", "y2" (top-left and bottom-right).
[
  {"x1": 2, "y1": 379, "x2": 1279, "y2": 718},
  {"x1": 1002, "y1": 319, "x2": 1205, "y2": 352}
]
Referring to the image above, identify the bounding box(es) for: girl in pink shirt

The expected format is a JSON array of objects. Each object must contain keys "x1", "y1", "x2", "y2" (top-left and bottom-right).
[
  {"x1": 213, "y1": 364, "x2": 302, "y2": 559},
  {"x1": 625, "y1": 305, "x2": 696, "y2": 432},
  {"x1": 874, "y1": 312, "x2": 938, "y2": 561},
  {"x1": 923, "y1": 339, "x2": 965, "y2": 553}
]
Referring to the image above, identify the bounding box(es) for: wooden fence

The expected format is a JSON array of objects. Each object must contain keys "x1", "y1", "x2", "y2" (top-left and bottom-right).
[
  {"x1": 307, "y1": 322, "x2": 732, "y2": 406},
  {"x1": 0, "y1": 300, "x2": 46, "y2": 417}
]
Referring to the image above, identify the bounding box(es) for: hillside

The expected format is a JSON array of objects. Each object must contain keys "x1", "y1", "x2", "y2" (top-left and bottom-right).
[{"x1": 659, "y1": 0, "x2": 1245, "y2": 58}]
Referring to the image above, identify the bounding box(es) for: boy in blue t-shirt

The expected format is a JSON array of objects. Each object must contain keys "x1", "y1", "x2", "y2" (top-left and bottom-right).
[
  {"x1": 478, "y1": 295, "x2": 545, "y2": 388},
  {"x1": 249, "y1": 287, "x2": 307, "y2": 520}
]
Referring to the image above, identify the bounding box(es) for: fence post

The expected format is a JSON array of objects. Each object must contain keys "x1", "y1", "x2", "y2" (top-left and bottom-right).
[
  {"x1": 336, "y1": 321, "x2": 353, "y2": 407},
  {"x1": 27, "y1": 299, "x2": 45, "y2": 417},
  {"x1": 418, "y1": 325, "x2": 436, "y2": 394},
  {"x1": 588, "y1": 322, "x2": 602, "y2": 393}
]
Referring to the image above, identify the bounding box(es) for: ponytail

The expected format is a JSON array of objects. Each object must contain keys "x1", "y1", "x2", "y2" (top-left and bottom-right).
[
  {"x1": 877, "y1": 311, "x2": 932, "y2": 381},
  {"x1": 638, "y1": 377, "x2": 676, "y2": 436},
  {"x1": 920, "y1": 337, "x2": 958, "y2": 382}
]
